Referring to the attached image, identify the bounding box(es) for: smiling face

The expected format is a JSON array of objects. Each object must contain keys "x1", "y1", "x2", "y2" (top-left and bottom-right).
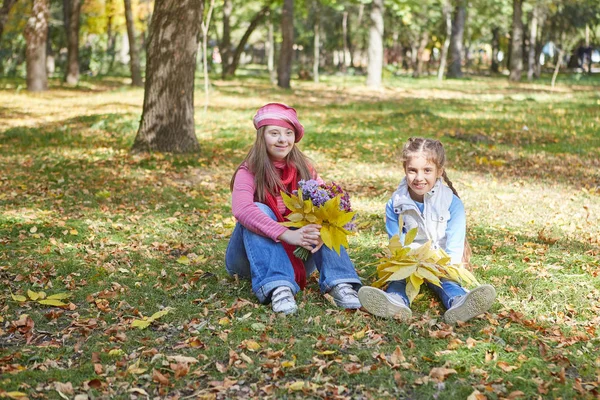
[
  {"x1": 404, "y1": 154, "x2": 443, "y2": 202},
  {"x1": 263, "y1": 125, "x2": 295, "y2": 161}
]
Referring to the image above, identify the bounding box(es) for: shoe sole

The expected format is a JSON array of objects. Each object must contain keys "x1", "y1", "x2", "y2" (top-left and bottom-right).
[
  {"x1": 444, "y1": 284, "x2": 496, "y2": 324},
  {"x1": 358, "y1": 286, "x2": 412, "y2": 321}
]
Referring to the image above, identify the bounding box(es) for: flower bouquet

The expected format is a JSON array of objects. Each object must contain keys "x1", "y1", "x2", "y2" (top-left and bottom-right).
[
  {"x1": 372, "y1": 217, "x2": 478, "y2": 304},
  {"x1": 280, "y1": 180, "x2": 356, "y2": 260}
]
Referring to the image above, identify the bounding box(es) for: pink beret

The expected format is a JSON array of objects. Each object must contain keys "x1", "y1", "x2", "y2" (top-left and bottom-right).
[{"x1": 253, "y1": 103, "x2": 305, "y2": 142}]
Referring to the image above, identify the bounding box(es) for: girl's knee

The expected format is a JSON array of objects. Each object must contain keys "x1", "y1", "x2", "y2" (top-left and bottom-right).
[{"x1": 254, "y1": 202, "x2": 277, "y2": 220}]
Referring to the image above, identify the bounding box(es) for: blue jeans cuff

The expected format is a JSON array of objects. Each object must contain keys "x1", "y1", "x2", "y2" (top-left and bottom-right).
[{"x1": 254, "y1": 279, "x2": 299, "y2": 304}]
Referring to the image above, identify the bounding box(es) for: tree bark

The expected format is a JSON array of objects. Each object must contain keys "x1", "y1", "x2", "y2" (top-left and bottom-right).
[
  {"x1": 124, "y1": 0, "x2": 143, "y2": 86},
  {"x1": 25, "y1": 0, "x2": 49, "y2": 92},
  {"x1": 0, "y1": 0, "x2": 18, "y2": 42},
  {"x1": 491, "y1": 26, "x2": 500, "y2": 73},
  {"x1": 447, "y1": 0, "x2": 466, "y2": 78},
  {"x1": 527, "y1": 5, "x2": 538, "y2": 81},
  {"x1": 437, "y1": 0, "x2": 452, "y2": 80},
  {"x1": 220, "y1": 0, "x2": 232, "y2": 79},
  {"x1": 366, "y1": 0, "x2": 383, "y2": 88},
  {"x1": 131, "y1": 0, "x2": 203, "y2": 154},
  {"x1": 224, "y1": 1, "x2": 272, "y2": 78},
  {"x1": 267, "y1": 13, "x2": 275, "y2": 84},
  {"x1": 342, "y1": 10, "x2": 348, "y2": 71},
  {"x1": 201, "y1": 0, "x2": 215, "y2": 112},
  {"x1": 63, "y1": 0, "x2": 81, "y2": 84},
  {"x1": 313, "y1": 0, "x2": 319, "y2": 83},
  {"x1": 509, "y1": 0, "x2": 523, "y2": 81},
  {"x1": 105, "y1": 0, "x2": 117, "y2": 74},
  {"x1": 414, "y1": 30, "x2": 429, "y2": 78},
  {"x1": 277, "y1": 0, "x2": 294, "y2": 88}
]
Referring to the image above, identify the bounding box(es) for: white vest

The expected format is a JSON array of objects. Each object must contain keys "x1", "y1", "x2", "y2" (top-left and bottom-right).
[{"x1": 391, "y1": 178, "x2": 454, "y2": 251}]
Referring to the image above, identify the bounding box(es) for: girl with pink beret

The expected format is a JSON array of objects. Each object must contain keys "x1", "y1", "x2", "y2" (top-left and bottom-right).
[{"x1": 225, "y1": 103, "x2": 362, "y2": 314}]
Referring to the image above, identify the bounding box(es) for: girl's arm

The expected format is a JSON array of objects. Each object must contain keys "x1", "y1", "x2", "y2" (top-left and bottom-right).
[
  {"x1": 231, "y1": 168, "x2": 288, "y2": 241},
  {"x1": 385, "y1": 198, "x2": 404, "y2": 240},
  {"x1": 445, "y1": 195, "x2": 466, "y2": 264}
]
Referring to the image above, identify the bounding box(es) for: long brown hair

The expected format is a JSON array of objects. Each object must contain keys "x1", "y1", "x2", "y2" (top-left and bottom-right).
[
  {"x1": 401, "y1": 137, "x2": 472, "y2": 269},
  {"x1": 230, "y1": 127, "x2": 315, "y2": 203}
]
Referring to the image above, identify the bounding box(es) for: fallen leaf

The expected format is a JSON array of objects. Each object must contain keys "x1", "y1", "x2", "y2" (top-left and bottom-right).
[
  {"x1": 497, "y1": 361, "x2": 519, "y2": 372},
  {"x1": 11, "y1": 294, "x2": 27, "y2": 303},
  {"x1": 38, "y1": 299, "x2": 67, "y2": 307},
  {"x1": 152, "y1": 369, "x2": 169, "y2": 386},
  {"x1": 429, "y1": 367, "x2": 457, "y2": 381}
]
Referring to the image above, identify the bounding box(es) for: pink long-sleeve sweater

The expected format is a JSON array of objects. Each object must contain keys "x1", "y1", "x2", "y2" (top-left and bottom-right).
[{"x1": 231, "y1": 162, "x2": 321, "y2": 241}]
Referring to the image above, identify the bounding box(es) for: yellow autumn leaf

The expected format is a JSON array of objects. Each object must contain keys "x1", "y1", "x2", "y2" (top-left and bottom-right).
[
  {"x1": 108, "y1": 349, "x2": 125, "y2": 356},
  {"x1": 176, "y1": 256, "x2": 190, "y2": 265},
  {"x1": 387, "y1": 265, "x2": 418, "y2": 282},
  {"x1": 4, "y1": 392, "x2": 28, "y2": 399},
  {"x1": 289, "y1": 381, "x2": 306, "y2": 391},
  {"x1": 11, "y1": 294, "x2": 27, "y2": 303},
  {"x1": 27, "y1": 289, "x2": 40, "y2": 300},
  {"x1": 405, "y1": 279, "x2": 422, "y2": 305},
  {"x1": 244, "y1": 340, "x2": 261, "y2": 351},
  {"x1": 218, "y1": 317, "x2": 231, "y2": 325},
  {"x1": 149, "y1": 308, "x2": 172, "y2": 321},
  {"x1": 404, "y1": 227, "x2": 418, "y2": 246},
  {"x1": 47, "y1": 293, "x2": 71, "y2": 300},
  {"x1": 416, "y1": 266, "x2": 441, "y2": 287},
  {"x1": 131, "y1": 319, "x2": 151, "y2": 329},
  {"x1": 316, "y1": 350, "x2": 336, "y2": 355},
  {"x1": 37, "y1": 299, "x2": 67, "y2": 307}
]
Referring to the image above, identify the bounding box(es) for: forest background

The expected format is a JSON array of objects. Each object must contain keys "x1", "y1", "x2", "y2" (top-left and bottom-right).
[{"x1": 1, "y1": 0, "x2": 600, "y2": 398}]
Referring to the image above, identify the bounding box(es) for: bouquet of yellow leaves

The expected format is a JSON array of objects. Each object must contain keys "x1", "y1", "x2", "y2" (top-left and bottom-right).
[
  {"x1": 372, "y1": 223, "x2": 478, "y2": 305},
  {"x1": 281, "y1": 180, "x2": 356, "y2": 260}
]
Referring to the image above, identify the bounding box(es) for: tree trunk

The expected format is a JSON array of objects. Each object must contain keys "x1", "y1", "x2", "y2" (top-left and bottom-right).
[
  {"x1": 267, "y1": 13, "x2": 276, "y2": 84},
  {"x1": 527, "y1": 5, "x2": 538, "y2": 81},
  {"x1": 509, "y1": 0, "x2": 523, "y2": 81},
  {"x1": 437, "y1": 0, "x2": 452, "y2": 80},
  {"x1": 0, "y1": 0, "x2": 18, "y2": 42},
  {"x1": 342, "y1": 10, "x2": 348, "y2": 71},
  {"x1": 447, "y1": 0, "x2": 465, "y2": 78},
  {"x1": 26, "y1": 0, "x2": 49, "y2": 92},
  {"x1": 313, "y1": 0, "x2": 319, "y2": 83},
  {"x1": 105, "y1": 0, "x2": 117, "y2": 74},
  {"x1": 124, "y1": 0, "x2": 143, "y2": 86},
  {"x1": 366, "y1": 0, "x2": 383, "y2": 88},
  {"x1": 414, "y1": 31, "x2": 428, "y2": 78},
  {"x1": 201, "y1": 0, "x2": 215, "y2": 112},
  {"x1": 63, "y1": 0, "x2": 81, "y2": 84},
  {"x1": 131, "y1": 0, "x2": 203, "y2": 154},
  {"x1": 220, "y1": 0, "x2": 232, "y2": 79},
  {"x1": 224, "y1": 1, "x2": 272, "y2": 78},
  {"x1": 277, "y1": 0, "x2": 294, "y2": 88},
  {"x1": 491, "y1": 26, "x2": 500, "y2": 73}
]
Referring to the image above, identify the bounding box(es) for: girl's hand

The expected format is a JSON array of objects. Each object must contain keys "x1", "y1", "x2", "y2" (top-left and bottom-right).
[
  {"x1": 310, "y1": 237, "x2": 324, "y2": 254},
  {"x1": 279, "y1": 224, "x2": 321, "y2": 251}
]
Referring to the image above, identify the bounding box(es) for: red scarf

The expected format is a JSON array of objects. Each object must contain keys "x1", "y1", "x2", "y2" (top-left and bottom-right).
[{"x1": 263, "y1": 163, "x2": 307, "y2": 289}]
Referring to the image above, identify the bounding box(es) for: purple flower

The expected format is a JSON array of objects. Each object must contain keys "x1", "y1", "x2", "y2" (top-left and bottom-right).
[{"x1": 294, "y1": 180, "x2": 356, "y2": 231}]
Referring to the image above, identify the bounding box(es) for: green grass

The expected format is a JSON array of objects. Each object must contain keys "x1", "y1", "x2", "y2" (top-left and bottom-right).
[{"x1": 1, "y1": 73, "x2": 599, "y2": 399}]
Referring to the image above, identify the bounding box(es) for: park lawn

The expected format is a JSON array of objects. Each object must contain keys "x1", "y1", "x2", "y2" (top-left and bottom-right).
[{"x1": 0, "y1": 73, "x2": 599, "y2": 399}]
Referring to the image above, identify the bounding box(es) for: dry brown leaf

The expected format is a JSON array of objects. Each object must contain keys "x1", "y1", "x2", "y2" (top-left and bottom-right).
[
  {"x1": 152, "y1": 369, "x2": 170, "y2": 386},
  {"x1": 429, "y1": 367, "x2": 457, "y2": 381}
]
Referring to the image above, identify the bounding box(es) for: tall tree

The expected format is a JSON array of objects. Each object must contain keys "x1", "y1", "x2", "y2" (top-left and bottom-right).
[
  {"x1": 277, "y1": 0, "x2": 294, "y2": 88},
  {"x1": 447, "y1": 0, "x2": 466, "y2": 78},
  {"x1": 63, "y1": 0, "x2": 81, "y2": 84},
  {"x1": 222, "y1": 1, "x2": 273, "y2": 79},
  {"x1": 366, "y1": 0, "x2": 383, "y2": 88},
  {"x1": 437, "y1": 0, "x2": 453, "y2": 80},
  {"x1": 509, "y1": 0, "x2": 523, "y2": 81},
  {"x1": 527, "y1": 4, "x2": 539, "y2": 80},
  {"x1": 312, "y1": 0, "x2": 320, "y2": 83},
  {"x1": 0, "y1": 0, "x2": 18, "y2": 42},
  {"x1": 25, "y1": 0, "x2": 49, "y2": 91},
  {"x1": 490, "y1": 26, "x2": 500, "y2": 73},
  {"x1": 220, "y1": 0, "x2": 233, "y2": 79},
  {"x1": 124, "y1": 0, "x2": 143, "y2": 86},
  {"x1": 131, "y1": 0, "x2": 203, "y2": 154}
]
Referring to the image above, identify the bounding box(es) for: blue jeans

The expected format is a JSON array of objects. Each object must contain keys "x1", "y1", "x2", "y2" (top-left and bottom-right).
[
  {"x1": 386, "y1": 278, "x2": 467, "y2": 309},
  {"x1": 225, "y1": 203, "x2": 362, "y2": 304}
]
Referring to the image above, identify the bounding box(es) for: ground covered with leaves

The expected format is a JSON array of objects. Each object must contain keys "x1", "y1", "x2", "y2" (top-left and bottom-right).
[{"x1": 1, "y1": 74, "x2": 599, "y2": 399}]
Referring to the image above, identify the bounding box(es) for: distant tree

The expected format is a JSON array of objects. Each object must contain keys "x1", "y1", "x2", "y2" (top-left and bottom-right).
[
  {"x1": 438, "y1": 0, "x2": 452, "y2": 80},
  {"x1": 509, "y1": 0, "x2": 523, "y2": 81},
  {"x1": 132, "y1": 0, "x2": 204, "y2": 154},
  {"x1": 527, "y1": 4, "x2": 539, "y2": 80},
  {"x1": 63, "y1": 0, "x2": 81, "y2": 84},
  {"x1": 25, "y1": 0, "x2": 49, "y2": 91},
  {"x1": 277, "y1": 0, "x2": 294, "y2": 88},
  {"x1": 123, "y1": 0, "x2": 143, "y2": 86},
  {"x1": 221, "y1": 1, "x2": 273, "y2": 79},
  {"x1": 447, "y1": 0, "x2": 466, "y2": 78},
  {"x1": 366, "y1": 0, "x2": 383, "y2": 88},
  {"x1": 0, "y1": 0, "x2": 18, "y2": 42}
]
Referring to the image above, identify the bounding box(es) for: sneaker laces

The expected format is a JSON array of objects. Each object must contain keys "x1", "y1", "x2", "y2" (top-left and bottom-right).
[{"x1": 272, "y1": 287, "x2": 294, "y2": 306}]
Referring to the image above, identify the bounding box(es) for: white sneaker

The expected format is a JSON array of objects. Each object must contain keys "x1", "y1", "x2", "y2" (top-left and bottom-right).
[
  {"x1": 358, "y1": 286, "x2": 412, "y2": 321},
  {"x1": 444, "y1": 284, "x2": 496, "y2": 324},
  {"x1": 271, "y1": 286, "x2": 298, "y2": 315},
  {"x1": 329, "y1": 283, "x2": 361, "y2": 309}
]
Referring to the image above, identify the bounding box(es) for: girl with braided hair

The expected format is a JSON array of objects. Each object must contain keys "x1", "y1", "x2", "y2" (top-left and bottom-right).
[{"x1": 358, "y1": 137, "x2": 496, "y2": 324}]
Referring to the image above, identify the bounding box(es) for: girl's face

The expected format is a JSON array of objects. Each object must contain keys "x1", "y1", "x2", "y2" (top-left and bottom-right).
[
  {"x1": 404, "y1": 155, "x2": 443, "y2": 202},
  {"x1": 263, "y1": 125, "x2": 295, "y2": 161}
]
